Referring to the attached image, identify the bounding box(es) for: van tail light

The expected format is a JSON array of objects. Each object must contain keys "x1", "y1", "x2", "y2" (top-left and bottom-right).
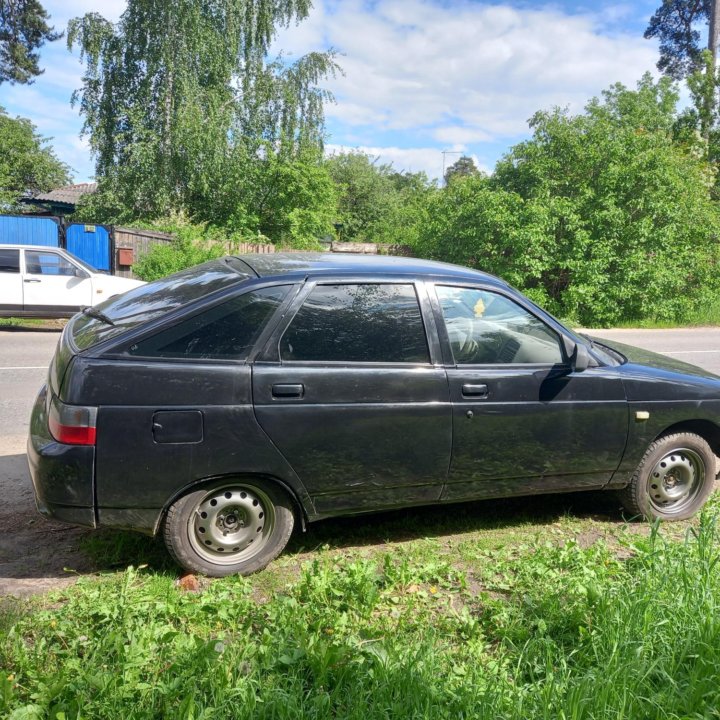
[{"x1": 48, "y1": 395, "x2": 97, "y2": 446}]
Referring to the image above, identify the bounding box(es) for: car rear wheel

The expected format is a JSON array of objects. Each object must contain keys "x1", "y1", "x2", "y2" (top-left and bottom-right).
[
  {"x1": 618, "y1": 432, "x2": 716, "y2": 521},
  {"x1": 163, "y1": 479, "x2": 295, "y2": 577}
]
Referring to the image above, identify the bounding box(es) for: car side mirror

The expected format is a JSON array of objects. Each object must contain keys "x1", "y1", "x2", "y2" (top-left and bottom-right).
[{"x1": 561, "y1": 337, "x2": 590, "y2": 373}]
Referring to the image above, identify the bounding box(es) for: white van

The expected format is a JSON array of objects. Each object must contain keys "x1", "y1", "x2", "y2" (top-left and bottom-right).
[{"x1": 0, "y1": 244, "x2": 144, "y2": 318}]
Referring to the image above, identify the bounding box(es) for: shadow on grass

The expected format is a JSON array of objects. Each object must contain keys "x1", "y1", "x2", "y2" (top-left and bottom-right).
[
  {"x1": 285, "y1": 490, "x2": 624, "y2": 555},
  {"x1": 79, "y1": 529, "x2": 176, "y2": 576},
  {"x1": 80, "y1": 490, "x2": 625, "y2": 575}
]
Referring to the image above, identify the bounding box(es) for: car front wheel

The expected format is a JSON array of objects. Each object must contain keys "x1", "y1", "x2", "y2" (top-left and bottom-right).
[
  {"x1": 618, "y1": 432, "x2": 716, "y2": 521},
  {"x1": 163, "y1": 479, "x2": 295, "y2": 577}
]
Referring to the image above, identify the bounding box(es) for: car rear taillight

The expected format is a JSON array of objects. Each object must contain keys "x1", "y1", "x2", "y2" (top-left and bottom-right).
[{"x1": 48, "y1": 395, "x2": 97, "y2": 446}]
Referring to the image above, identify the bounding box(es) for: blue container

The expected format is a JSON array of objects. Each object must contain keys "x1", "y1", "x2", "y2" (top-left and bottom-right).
[
  {"x1": 65, "y1": 223, "x2": 111, "y2": 271},
  {"x1": 0, "y1": 215, "x2": 59, "y2": 247}
]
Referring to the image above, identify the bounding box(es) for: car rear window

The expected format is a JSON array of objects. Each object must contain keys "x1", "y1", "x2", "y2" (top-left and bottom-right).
[
  {"x1": 127, "y1": 285, "x2": 289, "y2": 360},
  {"x1": 71, "y1": 258, "x2": 255, "y2": 350}
]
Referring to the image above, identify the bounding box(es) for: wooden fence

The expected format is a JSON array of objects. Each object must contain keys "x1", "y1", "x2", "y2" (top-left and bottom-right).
[
  {"x1": 113, "y1": 227, "x2": 173, "y2": 278},
  {"x1": 114, "y1": 229, "x2": 414, "y2": 278},
  {"x1": 219, "y1": 240, "x2": 413, "y2": 256}
]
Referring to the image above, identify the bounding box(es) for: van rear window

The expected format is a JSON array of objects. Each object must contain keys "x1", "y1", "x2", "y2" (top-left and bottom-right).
[{"x1": 71, "y1": 258, "x2": 255, "y2": 350}]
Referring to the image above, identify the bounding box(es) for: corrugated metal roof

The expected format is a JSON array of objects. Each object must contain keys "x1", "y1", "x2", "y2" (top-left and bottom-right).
[{"x1": 28, "y1": 183, "x2": 98, "y2": 206}]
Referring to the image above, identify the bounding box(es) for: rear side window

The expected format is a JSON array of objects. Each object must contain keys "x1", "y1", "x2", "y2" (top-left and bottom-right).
[
  {"x1": 280, "y1": 283, "x2": 429, "y2": 363},
  {"x1": 0, "y1": 249, "x2": 19, "y2": 273},
  {"x1": 71, "y1": 258, "x2": 255, "y2": 350},
  {"x1": 128, "y1": 285, "x2": 289, "y2": 360}
]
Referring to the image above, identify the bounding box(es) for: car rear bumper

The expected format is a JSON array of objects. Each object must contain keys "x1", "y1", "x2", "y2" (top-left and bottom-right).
[{"x1": 27, "y1": 385, "x2": 96, "y2": 528}]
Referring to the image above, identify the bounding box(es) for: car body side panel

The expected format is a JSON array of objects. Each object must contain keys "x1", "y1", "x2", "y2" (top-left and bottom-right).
[
  {"x1": 252, "y1": 364, "x2": 452, "y2": 514},
  {"x1": 89, "y1": 362, "x2": 314, "y2": 527},
  {"x1": 443, "y1": 366, "x2": 629, "y2": 500},
  {"x1": 608, "y1": 400, "x2": 720, "y2": 485},
  {"x1": 607, "y1": 361, "x2": 720, "y2": 483}
]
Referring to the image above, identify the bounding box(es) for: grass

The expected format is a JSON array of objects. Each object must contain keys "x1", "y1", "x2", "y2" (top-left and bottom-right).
[
  {"x1": 0, "y1": 318, "x2": 44, "y2": 328},
  {"x1": 3, "y1": 492, "x2": 720, "y2": 718},
  {"x1": 0, "y1": 318, "x2": 65, "y2": 330},
  {"x1": 585, "y1": 298, "x2": 720, "y2": 329}
]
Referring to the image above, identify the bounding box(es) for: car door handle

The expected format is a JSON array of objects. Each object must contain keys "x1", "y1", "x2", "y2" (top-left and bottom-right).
[
  {"x1": 462, "y1": 383, "x2": 488, "y2": 398},
  {"x1": 23, "y1": 278, "x2": 41, "y2": 283},
  {"x1": 272, "y1": 383, "x2": 304, "y2": 399}
]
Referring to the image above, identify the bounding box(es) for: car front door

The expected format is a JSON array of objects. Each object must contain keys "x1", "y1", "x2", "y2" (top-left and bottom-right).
[
  {"x1": 0, "y1": 248, "x2": 22, "y2": 313},
  {"x1": 22, "y1": 249, "x2": 93, "y2": 313},
  {"x1": 252, "y1": 280, "x2": 452, "y2": 515},
  {"x1": 432, "y1": 284, "x2": 628, "y2": 501}
]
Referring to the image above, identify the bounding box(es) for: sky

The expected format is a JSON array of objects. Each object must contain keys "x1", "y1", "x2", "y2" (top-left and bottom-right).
[{"x1": 0, "y1": 0, "x2": 663, "y2": 183}]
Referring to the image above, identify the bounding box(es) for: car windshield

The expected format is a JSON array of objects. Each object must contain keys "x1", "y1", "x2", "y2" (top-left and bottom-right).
[{"x1": 70, "y1": 257, "x2": 255, "y2": 350}]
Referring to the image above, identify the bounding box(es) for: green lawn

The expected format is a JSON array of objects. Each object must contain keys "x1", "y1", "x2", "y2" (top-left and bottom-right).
[{"x1": 3, "y1": 491, "x2": 720, "y2": 719}]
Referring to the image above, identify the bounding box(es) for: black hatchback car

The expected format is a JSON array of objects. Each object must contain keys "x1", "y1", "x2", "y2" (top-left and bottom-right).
[{"x1": 28, "y1": 253, "x2": 720, "y2": 576}]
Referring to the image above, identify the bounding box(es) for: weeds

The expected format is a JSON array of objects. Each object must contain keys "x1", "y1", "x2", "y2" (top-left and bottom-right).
[{"x1": 3, "y1": 515, "x2": 720, "y2": 718}]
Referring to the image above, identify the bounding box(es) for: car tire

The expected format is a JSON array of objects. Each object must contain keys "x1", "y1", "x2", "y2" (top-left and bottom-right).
[
  {"x1": 163, "y1": 479, "x2": 295, "y2": 577},
  {"x1": 618, "y1": 432, "x2": 716, "y2": 521}
]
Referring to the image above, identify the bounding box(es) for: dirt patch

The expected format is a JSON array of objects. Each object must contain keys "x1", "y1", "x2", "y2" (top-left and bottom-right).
[{"x1": 0, "y1": 437, "x2": 93, "y2": 598}]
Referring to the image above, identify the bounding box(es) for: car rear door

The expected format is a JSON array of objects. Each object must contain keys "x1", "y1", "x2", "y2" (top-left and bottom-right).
[
  {"x1": 431, "y1": 284, "x2": 628, "y2": 501},
  {"x1": 22, "y1": 248, "x2": 93, "y2": 313},
  {"x1": 251, "y1": 279, "x2": 452, "y2": 515},
  {"x1": 0, "y1": 248, "x2": 23, "y2": 313}
]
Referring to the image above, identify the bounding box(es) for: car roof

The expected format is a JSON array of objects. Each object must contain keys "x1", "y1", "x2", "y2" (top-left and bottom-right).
[{"x1": 233, "y1": 252, "x2": 507, "y2": 286}]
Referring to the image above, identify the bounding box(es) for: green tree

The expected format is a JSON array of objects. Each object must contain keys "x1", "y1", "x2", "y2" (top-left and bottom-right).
[
  {"x1": 415, "y1": 174, "x2": 544, "y2": 291},
  {"x1": 421, "y1": 76, "x2": 720, "y2": 326},
  {"x1": 645, "y1": 1, "x2": 720, "y2": 144},
  {"x1": 327, "y1": 151, "x2": 435, "y2": 245},
  {"x1": 0, "y1": 105, "x2": 71, "y2": 210},
  {"x1": 0, "y1": 0, "x2": 59, "y2": 84},
  {"x1": 645, "y1": 0, "x2": 716, "y2": 79},
  {"x1": 68, "y1": 0, "x2": 338, "y2": 228},
  {"x1": 231, "y1": 148, "x2": 338, "y2": 248},
  {"x1": 444, "y1": 155, "x2": 480, "y2": 185}
]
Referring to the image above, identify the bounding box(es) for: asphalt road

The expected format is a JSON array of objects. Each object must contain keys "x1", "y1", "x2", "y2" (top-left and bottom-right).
[
  {"x1": 590, "y1": 327, "x2": 720, "y2": 376},
  {"x1": 0, "y1": 328, "x2": 59, "y2": 447}
]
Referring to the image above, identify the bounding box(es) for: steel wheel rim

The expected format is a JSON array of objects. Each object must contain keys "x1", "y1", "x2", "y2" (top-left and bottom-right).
[
  {"x1": 647, "y1": 448, "x2": 704, "y2": 515},
  {"x1": 188, "y1": 483, "x2": 275, "y2": 565}
]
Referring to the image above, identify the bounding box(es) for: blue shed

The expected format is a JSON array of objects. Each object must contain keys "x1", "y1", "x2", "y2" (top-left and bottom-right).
[{"x1": 0, "y1": 215, "x2": 59, "y2": 247}]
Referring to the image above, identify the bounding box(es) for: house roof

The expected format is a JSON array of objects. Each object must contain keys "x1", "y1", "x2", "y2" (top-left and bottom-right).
[{"x1": 23, "y1": 183, "x2": 98, "y2": 210}]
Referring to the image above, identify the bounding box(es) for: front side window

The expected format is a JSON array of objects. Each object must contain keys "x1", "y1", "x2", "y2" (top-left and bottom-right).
[
  {"x1": 436, "y1": 286, "x2": 563, "y2": 365},
  {"x1": 0, "y1": 249, "x2": 19, "y2": 273},
  {"x1": 25, "y1": 250, "x2": 78, "y2": 277},
  {"x1": 281, "y1": 283, "x2": 429, "y2": 363},
  {"x1": 128, "y1": 285, "x2": 289, "y2": 360}
]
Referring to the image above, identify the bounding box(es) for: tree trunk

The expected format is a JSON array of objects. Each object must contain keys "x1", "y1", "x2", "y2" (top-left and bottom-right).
[{"x1": 709, "y1": 0, "x2": 720, "y2": 65}]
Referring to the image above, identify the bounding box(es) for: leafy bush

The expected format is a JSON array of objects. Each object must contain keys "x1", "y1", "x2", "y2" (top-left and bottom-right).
[
  {"x1": 129, "y1": 218, "x2": 229, "y2": 281},
  {"x1": 417, "y1": 76, "x2": 720, "y2": 326}
]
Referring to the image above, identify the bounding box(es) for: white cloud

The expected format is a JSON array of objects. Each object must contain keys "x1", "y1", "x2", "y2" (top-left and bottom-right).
[
  {"x1": 4, "y1": 0, "x2": 661, "y2": 182},
  {"x1": 46, "y1": 0, "x2": 126, "y2": 27},
  {"x1": 277, "y1": 0, "x2": 658, "y2": 142},
  {"x1": 433, "y1": 126, "x2": 493, "y2": 145},
  {"x1": 326, "y1": 143, "x2": 490, "y2": 179}
]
